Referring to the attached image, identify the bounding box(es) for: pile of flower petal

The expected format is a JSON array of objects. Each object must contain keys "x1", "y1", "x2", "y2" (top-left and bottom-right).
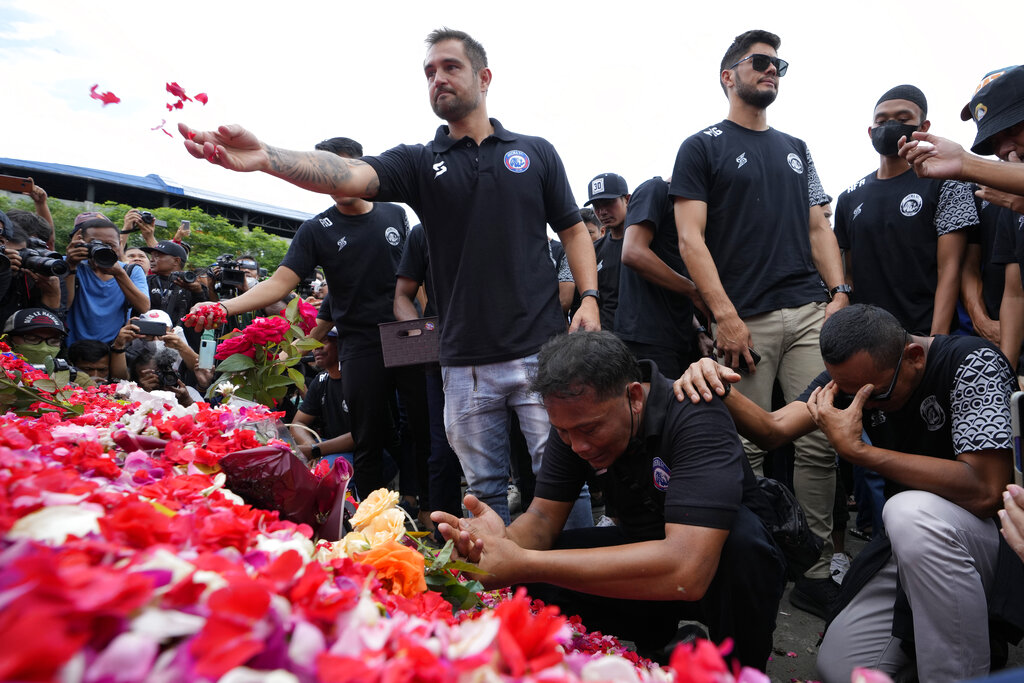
[{"x1": 0, "y1": 382, "x2": 760, "y2": 682}]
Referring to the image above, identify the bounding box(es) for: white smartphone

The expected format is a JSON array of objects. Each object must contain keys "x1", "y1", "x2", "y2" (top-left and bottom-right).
[{"x1": 198, "y1": 334, "x2": 216, "y2": 370}]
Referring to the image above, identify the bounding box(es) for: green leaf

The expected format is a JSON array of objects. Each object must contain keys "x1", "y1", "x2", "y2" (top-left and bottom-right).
[
  {"x1": 216, "y1": 354, "x2": 256, "y2": 373},
  {"x1": 261, "y1": 374, "x2": 293, "y2": 389},
  {"x1": 444, "y1": 561, "x2": 489, "y2": 575},
  {"x1": 286, "y1": 368, "x2": 306, "y2": 384},
  {"x1": 32, "y1": 379, "x2": 58, "y2": 393},
  {"x1": 293, "y1": 338, "x2": 323, "y2": 351}
]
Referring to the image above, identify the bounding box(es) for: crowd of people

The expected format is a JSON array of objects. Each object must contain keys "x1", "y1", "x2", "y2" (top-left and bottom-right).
[{"x1": 6, "y1": 24, "x2": 1024, "y2": 682}]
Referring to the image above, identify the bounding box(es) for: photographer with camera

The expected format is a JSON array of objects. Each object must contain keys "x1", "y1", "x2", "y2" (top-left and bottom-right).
[
  {"x1": 118, "y1": 209, "x2": 159, "y2": 252},
  {"x1": 140, "y1": 240, "x2": 207, "y2": 341},
  {"x1": 118, "y1": 310, "x2": 211, "y2": 403},
  {"x1": 0, "y1": 212, "x2": 62, "y2": 326},
  {"x1": 65, "y1": 212, "x2": 150, "y2": 346}
]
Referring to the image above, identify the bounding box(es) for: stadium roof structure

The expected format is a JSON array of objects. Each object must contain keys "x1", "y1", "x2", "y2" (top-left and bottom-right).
[{"x1": 0, "y1": 158, "x2": 312, "y2": 238}]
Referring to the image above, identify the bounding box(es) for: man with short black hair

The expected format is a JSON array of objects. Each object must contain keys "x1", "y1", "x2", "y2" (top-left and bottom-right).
[
  {"x1": 68, "y1": 339, "x2": 112, "y2": 384},
  {"x1": 65, "y1": 212, "x2": 150, "y2": 345},
  {"x1": 433, "y1": 331, "x2": 785, "y2": 670},
  {"x1": 676, "y1": 304, "x2": 1019, "y2": 682},
  {"x1": 671, "y1": 29, "x2": 847, "y2": 614},
  {"x1": 834, "y1": 85, "x2": 976, "y2": 336},
  {"x1": 142, "y1": 240, "x2": 207, "y2": 334},
  {"x1": 581, "y1": 173, "x2": 629, "y2": 332},
  {"x1": 182, "y1": 27, "x2": 599, "y2": 525},
  {"x1": 618, "y1": 176, "x2": 708, "y2": 378}
]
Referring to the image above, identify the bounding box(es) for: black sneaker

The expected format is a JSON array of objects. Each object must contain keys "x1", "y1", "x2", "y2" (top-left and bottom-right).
[{"x1": 790, "y1": 576, "x2": 841, "y2": 619}]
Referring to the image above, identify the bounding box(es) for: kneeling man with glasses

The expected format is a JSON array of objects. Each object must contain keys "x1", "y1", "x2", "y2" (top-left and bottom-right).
[{"x1": 675, "y1": 304, "x2": 1020, "y2": 682}]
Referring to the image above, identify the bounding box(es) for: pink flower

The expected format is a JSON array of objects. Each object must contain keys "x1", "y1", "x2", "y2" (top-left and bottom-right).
[
  {"x1": 297, "y1": 299, "x2": 318, "y2": 334},
  {"x1": 89, "y1": 84, "x2": 120, "y2": 106}
]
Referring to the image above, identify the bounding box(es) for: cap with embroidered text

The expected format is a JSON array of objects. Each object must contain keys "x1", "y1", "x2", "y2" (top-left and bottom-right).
[
  {"x1": 3, "y1": 308, "x2": 66, "y2": 336},
  {"x1": 584, "y1": 173, "x2": 629, "y2": 206}
]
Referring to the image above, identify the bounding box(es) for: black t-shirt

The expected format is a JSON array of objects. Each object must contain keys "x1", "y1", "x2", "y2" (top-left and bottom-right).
[
  {"x1": 395, "y1": 224, "x2": 437, "y2": 318},
  {"x1": 834, "y1": 170, "x2": 977, "y2": 334},
  {"x1": 363, "y1": 119, "x2": 579, "y2": 366},
  {"x1": 990, "y1": 205, "x2": 1024, "y2": 289},
  {"x1": 616, "y1": 176, "x2": 696, "y2": 349},
  {"x1": 797, "y1": 335, "x2": 1014, "y2": 496},
  {"x1": 973, "y1": 201, "x2": 1020, "y2": 319},
  {"x1": 281, "y1": 203, "x2": 409, "y2": 361},
  {"x1": 669, "y1": 120, "x2": 828, "y2": 318},
  {"x1": 298, "y1": 370, "x2": 351, "y2": 440},
  {"x1": 535, "y1": 360, "x2": 757, "y2": 541},
  {"x1": 593, "y1": 233, "x2": 622, "y2": 332}
]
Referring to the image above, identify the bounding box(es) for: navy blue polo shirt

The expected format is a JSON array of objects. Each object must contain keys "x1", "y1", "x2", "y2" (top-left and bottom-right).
[{"x1": 363, "y1": 119, "x2": 581, "y2": 366}]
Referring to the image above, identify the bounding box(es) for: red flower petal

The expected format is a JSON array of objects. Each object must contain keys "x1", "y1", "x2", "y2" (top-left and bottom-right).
[
  {"x1": 89, "y1": 84, "x2": 120, "y2": 106},
  {"x1": 165, "y1": 81, "x2": 191, "y2": 101},
  {"x1": 195, "y1": 92, "x2": 209, "y2": 105}
]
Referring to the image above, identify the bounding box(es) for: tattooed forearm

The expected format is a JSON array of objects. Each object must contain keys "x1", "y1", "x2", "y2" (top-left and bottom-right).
[{"x1": 264, "y1": 146, "x2": 377, "y2": 198}]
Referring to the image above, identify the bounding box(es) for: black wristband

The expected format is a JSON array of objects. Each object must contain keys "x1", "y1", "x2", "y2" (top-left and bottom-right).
[
  {"x1": 580, "y1": 289, "x2": 599, "y2": 301},
  {"x1": 721, "y1": 381, "x2": 731, "y2": 398},
  {"x1": 110, "y1": 347, "x2": 126, "y2": 354},
  {"x1": 311, "y1": 443, "x2": 322, "y2": 460}
]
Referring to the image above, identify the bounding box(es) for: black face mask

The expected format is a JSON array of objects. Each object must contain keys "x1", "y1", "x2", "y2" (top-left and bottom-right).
[{"x1": 871, "y1": 120, "x2": 919, "y2": 157}]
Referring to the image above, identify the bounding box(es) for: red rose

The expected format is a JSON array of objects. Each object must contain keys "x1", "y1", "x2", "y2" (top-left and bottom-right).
[
  {"x1": 242, "y1": 316, "x2": 291, "y2": 346},
  {"x1": 214, "y1": 333, "x2": 255, "y2": 360}
]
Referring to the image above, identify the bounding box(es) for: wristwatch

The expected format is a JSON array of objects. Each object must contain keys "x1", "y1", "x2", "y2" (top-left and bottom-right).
[
  {"x1": 580, "y1": 289, "x2": 599, "y2": 301},
  {"x1": 829, "y1": 284, "x2": 852, "y2": 300},
  {"x1": 311, "y1": 443, "x2": 322, "y2": 460}
]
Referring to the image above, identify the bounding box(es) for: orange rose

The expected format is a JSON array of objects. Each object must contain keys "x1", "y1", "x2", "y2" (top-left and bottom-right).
[{"x1": 354, "y1": 540, "x2": 427, "y2": 597}]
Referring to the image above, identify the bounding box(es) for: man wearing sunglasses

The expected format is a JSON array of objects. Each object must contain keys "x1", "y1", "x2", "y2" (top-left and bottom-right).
[
  {"x1": 674, "y1": 304, "x2": 1018, "y2": 682},
  {"x1": 834, "y1": 85, "x2": 976, "y2": 338},
  {"x1": 671, "y1": 29, "x2": 847, "y2": 617}
]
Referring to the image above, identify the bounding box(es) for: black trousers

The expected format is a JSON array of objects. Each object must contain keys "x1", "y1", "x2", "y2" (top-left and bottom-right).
[
  {"x1": 522, "y1": 506, "x2": 785, "y2": 671},
  {"x1": 342, "y1": 348, "x2": 429, "y2": 500}
]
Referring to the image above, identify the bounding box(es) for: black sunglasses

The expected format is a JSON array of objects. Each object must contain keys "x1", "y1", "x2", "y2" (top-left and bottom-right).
[
  {"x1": 730, "y1": 53, "x2": 788, "y2": 77},
  {"x1": 838, "y1": 332, "x2": 908, "y2": 404}
]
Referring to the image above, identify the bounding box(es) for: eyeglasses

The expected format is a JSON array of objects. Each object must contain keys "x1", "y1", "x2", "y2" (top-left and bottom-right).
[
  {"x1": 729, "y1": 53, "x2": 789, "y2": 77},
  {"x1": 16, "y1": 333, "x2": 61, "y2": 345},
  {"x1": 838, "y1": 332, "x2": 907, "y2": 404}
]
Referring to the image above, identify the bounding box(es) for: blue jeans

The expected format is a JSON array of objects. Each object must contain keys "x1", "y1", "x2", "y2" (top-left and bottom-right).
[{"x1": 443, "y1": 354, "x2": 591, "y2": 527}]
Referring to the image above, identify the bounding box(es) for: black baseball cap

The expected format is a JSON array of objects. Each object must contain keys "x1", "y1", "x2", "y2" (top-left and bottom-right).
[
  {"x1": 959, "y1": 65, "x2": 1024, "y2": 156},
  {"x1": 584, "y1": 173, "x2": 629, "y2": 206},
  {"x1": 141, "y1": 240, "x2": 188, "y2": 263},
  {"x1": 3, "y1": 308, "x2": 67, "y2": 337}
]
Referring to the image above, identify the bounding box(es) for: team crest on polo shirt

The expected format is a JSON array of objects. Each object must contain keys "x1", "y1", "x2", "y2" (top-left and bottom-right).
[
  {"x1": 919, "y1": 395, "x2": 945, "y2": 431},
  {"x1": 503, "y1": 150, "x2": 530, "y2": 174},
  {"x1": 900, "y1": 193, "x2": 923, "y2": 217},
  {"x1": 651, "y1": 456, "x2": 670, "y2": 491},
  {"x1": 786, "y1": 153, "x2": 804, "y2": 174},
  {"x1": 384, "y1": 227, "x2": 401, "y2": 246}
]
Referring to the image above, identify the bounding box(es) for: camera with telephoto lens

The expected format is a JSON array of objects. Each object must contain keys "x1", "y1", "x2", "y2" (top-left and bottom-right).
[
  {"x1": 86, "y1": 240, "x2": 118, "y2": 269},
  {"x1": 212, "y1": 254, "x2": 246, "y2": 289},
  {"x1": 172, "y1": 270, "x2": 197, "y2": 284},
  {"x1": 32, "y1": 358, "x2": 78, "y2": 383},
  {"x1": 154, "y1": 352, "x2": 180, "y2": 389},
  {"x1": 19, "y1": 237, "x2": 69, "y2": 277}
]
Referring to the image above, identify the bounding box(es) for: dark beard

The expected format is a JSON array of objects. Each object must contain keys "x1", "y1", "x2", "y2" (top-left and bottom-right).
[
  {"x1": 735, "y1": 78, "x2": 777, "y2": 109},
  {"x1": 430, "y1": 91, "x2": 477, "y2": 122}
]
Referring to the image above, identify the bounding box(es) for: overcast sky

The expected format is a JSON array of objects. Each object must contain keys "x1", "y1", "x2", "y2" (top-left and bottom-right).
[{"x1": 2, "y1": 0, "x2": 1020, "y2": 226}]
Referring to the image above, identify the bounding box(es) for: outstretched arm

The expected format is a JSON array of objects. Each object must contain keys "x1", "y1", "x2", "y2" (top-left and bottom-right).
[
  {"x1": 179, "y1": 123, "x2": 381, "y2": 198},
  {"x1": 900, "y1": 131, "x2": 1024, "y2": 195}
]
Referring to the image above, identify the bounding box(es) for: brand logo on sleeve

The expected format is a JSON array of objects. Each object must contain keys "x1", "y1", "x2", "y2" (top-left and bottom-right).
[
  {"x1": 786, "y1": 153, "x2": 804, "y2": 174},
  {"x1": 319, "y1": 216, "x2": 333, "y2": 227},
  {"x1": 384, "y1": 227, "x2": 401, "y2": 246},
  {"x1": 703, "y1": 126, "x2": 723, "y2": 137},
  {"x1": 503, "y1": 150, "x2": 530, "y2": 173},
  {"x1": 652, "y1": 457, "x2": 670, "y2": 491},
  {"x1": 900, "y1": 193, "x2": 923, "y2": 217}
]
